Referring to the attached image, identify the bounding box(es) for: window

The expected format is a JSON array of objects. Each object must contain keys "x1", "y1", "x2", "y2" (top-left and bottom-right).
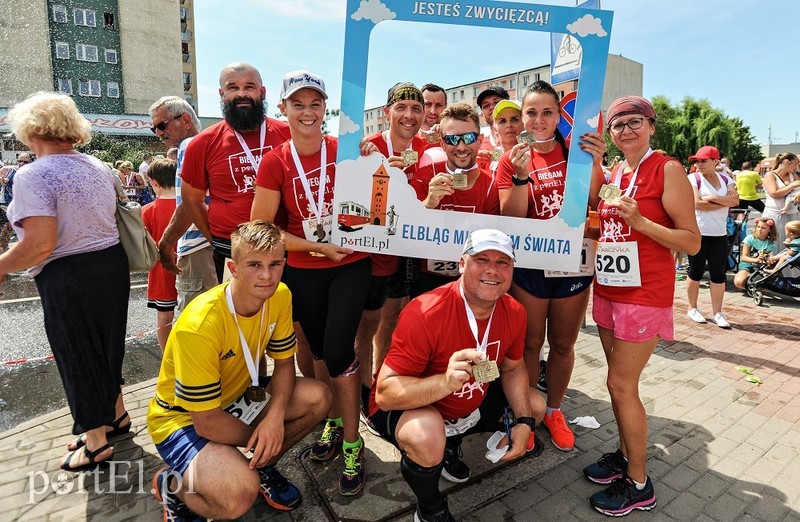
[
  {"x1": 451, "y1": 92, "x2": 457, "y2": 102},
  {"x1": 522, "y1": 75, "x2": 529, "y2": 87},
  {"x1": 74, "y1": 8, "x2": 96, "y2": 27},
  {"x1": 107, "y1": 82, "x2": 120, "y2": 98},
  {"x1": 78, "y1": 79, "x2": 101, "y2": 97},
  {"x1": 76, "y1": 43, "x2": 98, "y2": 62},
  {"x1": 103, "y1": 12, "x2": 115, "y2": 29},
  {"x1": 55, "y1": 41, "x2": 70, "y2": 59},
  {"x1": 460, "y1": 89, "x2": 464, "y2": 99},
  {"x1": 105, "y1": 48, "x2": 118, "y2": 64},
  {"x1": 509, "y1": 79, "x2": 516, "y2": 89},
  {"x1": 53, "y1": 5, "x2": 67, "y2": 23},
  {"x1": 57, "y1": 79, "x2": 72, "y2": 94},
  {"x1": 180, "y1": 7, "x2": 188, "y2": 21},
  {"x1": 473, "y1": 87, "x2": 479, "y2": 97},
  {"x1": 534, "y1": 73, "x2": 540, "y2": 82}
]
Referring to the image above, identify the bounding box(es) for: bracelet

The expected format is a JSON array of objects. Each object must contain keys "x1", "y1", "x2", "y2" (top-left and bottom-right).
[{"x1": 511, "y1": 174, "x2": 530, "y2": 186}]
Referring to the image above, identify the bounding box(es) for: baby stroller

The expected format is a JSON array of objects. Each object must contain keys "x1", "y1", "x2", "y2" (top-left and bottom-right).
[
  {"x1": 745, "y1": 244, "x2": 800, "y2": 305},
  {"x1": 727, "y1": 209, "x2": 750, "y2": 272}
]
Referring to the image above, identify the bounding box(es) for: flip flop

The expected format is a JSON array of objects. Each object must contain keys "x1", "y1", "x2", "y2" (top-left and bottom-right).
[
  {"x1": 67, "y1": 412, "x2": 131, "y2": 451},
  {"x1": 61, "y1": 443, "x2": 113, "y2": 472}
]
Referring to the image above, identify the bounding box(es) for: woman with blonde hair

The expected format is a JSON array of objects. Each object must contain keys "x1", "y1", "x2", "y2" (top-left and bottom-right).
[
  {"x1": 0, "y1": 92, "x2": 130, "y2": 470},
  {"x1": 762, "y1": 152, "x2": 800, "y2": 249}
]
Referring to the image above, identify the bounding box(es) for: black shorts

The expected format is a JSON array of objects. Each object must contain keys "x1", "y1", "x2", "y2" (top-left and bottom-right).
[
  {"x1": 369, "y1": 380, "x2": 508, "y2": 448},
  {"x1": 513, "y1": 268, "x2": 592, "y2": 299},
  {"x1": 409, "y1": 271, "x2": 458, "y2": 299},
  {"x1": 363, "y1": 269, "x2": 408, "y2": 310}
]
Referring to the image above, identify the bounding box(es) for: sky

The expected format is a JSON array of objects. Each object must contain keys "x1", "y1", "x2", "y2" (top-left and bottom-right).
[{"x1": 193, "y1": 0, "x2": 799, "y2": 148}]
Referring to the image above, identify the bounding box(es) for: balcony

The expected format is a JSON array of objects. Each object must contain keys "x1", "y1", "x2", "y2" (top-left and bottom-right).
[
  {"x1": 182, "y1": 52, "x2": 190, "y2": 63},
  {"x1": 181, "y1": 31, "x2": 192, "y2": 42}
]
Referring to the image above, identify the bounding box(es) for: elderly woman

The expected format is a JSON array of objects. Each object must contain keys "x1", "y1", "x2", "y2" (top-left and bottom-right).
[
  {"x1": 0, "y1": 92, "x2": 130, "y2": 471},
  {"x1": 587, "y1": 96, "x2": 700, "y2": 516}
]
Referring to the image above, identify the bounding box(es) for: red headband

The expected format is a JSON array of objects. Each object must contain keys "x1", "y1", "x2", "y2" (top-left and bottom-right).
[{"x1": 606, "y1": 96, "x2": 656, "y2": 128}]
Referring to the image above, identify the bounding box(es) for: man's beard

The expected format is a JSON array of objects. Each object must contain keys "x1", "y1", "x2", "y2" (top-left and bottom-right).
[{"x1": 222, "y1": 96, "x2": 266, "y2": 131}]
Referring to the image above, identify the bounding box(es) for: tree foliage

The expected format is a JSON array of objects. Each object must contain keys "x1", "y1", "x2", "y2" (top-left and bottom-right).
[
  {"x1": 77, "y1": 133, "x2": 158, "y2": 166},
  {"x1": 604, "y1": 96, "x2": 763, "y2": 169}
]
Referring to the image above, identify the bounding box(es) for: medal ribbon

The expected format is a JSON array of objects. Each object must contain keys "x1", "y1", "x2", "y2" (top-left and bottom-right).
[
  {"x1": 445, "y1": 163, "x2": 478, "y2": 175},
  {"x1": 612, "y1": 148, "x2": 654, "y2": 198},
  {"x1": 290, "y1": 138, "x2": 328, "y2": 226},
  {"x1": 459, "y1": 281, "x2": 496, "y2": 356},
  {"x1": 225, "y1": 283, "x2": 266, "y2": 387},
  {"x1": 233, "y1": 120, "x2": 267, "y2": 174}
]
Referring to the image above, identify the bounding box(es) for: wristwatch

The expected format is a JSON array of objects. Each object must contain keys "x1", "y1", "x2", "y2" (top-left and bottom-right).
[
  {"x1": 515, "y1": 416, "x2": 536, "y2": 429},
  {"x1": 511, "y1": 174, "x2": 530, "y2": 186}
]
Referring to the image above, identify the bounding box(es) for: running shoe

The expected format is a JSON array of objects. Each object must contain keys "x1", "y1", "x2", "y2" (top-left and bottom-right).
[
  {"x1": 543, "y1": 410, "x2": 574, "y2": 451},
  {"x1": 257, "y1": 465, "x2": 302, "y2": 511},
  {"x1": 414, "y1": 502, "x2": 456, "y2": 522},
  {"x1": 152, "y1": 466, "x2": 205, "y2": 522},
  {"x1": 310, "y1": 420, "x2": 343, "y2": 461},
  {"x1": 537, "y1": 360, "x2": 548, "y2": 393},
  {"x1": 339, "y1": 442, "x2": 366, "y2": 496},
  {"x1": 441, "y1": 441, "x2": 471, "y2": 483},
  {"x1": 712, "y1": 312, "x2": 731, "y2": 329},
  {"x1": 359, "y1": 410, "x2": 380, "y2": 437},
  {"x1": 590, "y1": 474, "x2": 656, "y2": 516},
  {"x1": 583, "y1": 449, "x2": 628, "y2": 484},
  {"x1": 687, "y1": 308, "x2": 707, "y2": 324}
]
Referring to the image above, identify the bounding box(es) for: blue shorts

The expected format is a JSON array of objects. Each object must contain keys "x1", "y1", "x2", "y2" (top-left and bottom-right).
[
  {"x1": 155, "y1": 425, "x2": 209, "y2": 475},
  {"x1": 513, "y1": 268, "x2": 592, "y2": 299}
]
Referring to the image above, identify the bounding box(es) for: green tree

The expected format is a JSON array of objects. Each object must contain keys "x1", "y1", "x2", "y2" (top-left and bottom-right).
[{"x1": 77, "y1": 133, "x2": 158, "y2": 166}]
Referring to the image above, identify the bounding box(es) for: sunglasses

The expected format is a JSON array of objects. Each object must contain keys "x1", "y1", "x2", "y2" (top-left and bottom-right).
[
  {"x1": 150, "y1": 114, "x2": 182, "y2": 133},
  {"x1": 442, "y1": 132, "x2": 479, "y2": 146}
]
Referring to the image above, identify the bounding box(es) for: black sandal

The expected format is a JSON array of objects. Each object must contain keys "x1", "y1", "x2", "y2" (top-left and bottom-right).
[
  {"x1": 61, "y1": 443, "x2": 113, "y2": 471},
  {"x1": 67, "y1": 412, "x2": 131, "y2": 451}
]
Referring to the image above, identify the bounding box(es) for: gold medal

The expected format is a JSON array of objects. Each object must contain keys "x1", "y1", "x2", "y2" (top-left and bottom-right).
[
  {"x1": 598, "y1": 183, "x2": 623, "y2": 201},
  {"x1": 401, "y1": 149, "x2": 418, "y2": 166},
  {"x1": 246, "y1": 386, "x2": 267, "y2": 402},
  {"x1": 473, "y1": 359, "x2": 500, "y2": 383},
  {"x1": 490, "y1": 148, "x2": 503, "y2": 161},
  {"x1": 452, "y1": 169, "x2": 468, "y2": 190},
  {"x1": 426, "y1": 131, "x2": 441, "y2": 144},
  {"x1": 516, "y1": 131, "x2": 535, "y2": 146}
]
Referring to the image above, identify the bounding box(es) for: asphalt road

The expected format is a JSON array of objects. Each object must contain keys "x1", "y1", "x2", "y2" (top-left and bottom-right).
[{"x1": 0, "y1": 270, "x2": 164, "y2": 432}]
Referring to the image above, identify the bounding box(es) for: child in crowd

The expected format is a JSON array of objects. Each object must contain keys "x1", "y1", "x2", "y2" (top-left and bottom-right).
[
  {"x1": 142, "y1": 158, "x2": 178, "y2": 351},
  {"x1": 733, "y1": 217, "x2": 777, "y2": 289},
  {"x1": 766, "y1": 220, "x2": 800, "y2": 273},
  {"x1": 780, "y1": 186, "x2": 800, "y2": 215}
]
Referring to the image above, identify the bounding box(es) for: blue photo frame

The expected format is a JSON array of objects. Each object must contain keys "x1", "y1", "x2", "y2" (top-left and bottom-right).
[{"x1": 332, "y1": 0, "x2": 613, "y2": 270}]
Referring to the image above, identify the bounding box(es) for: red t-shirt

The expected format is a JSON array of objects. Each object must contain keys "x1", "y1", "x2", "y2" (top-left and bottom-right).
[
  {"x1": 142, "y1": 198, "x2": 177, "y2": 302},
  {"x1": 594, "y1": 153, "x2": 676, "y2": 307},
  {"x1": 365, "y1": 131, "x2": 429, "y2": 276},
  {"x1": 371, "y1": 281, "x2": 525, "y2": 421},
  {"x1": 256, "y1": 135, "x2": 368, "y2": 270},
  {"x1": 495, "y1": 145, "x2": 567, "y2": 219},
  {"x1": 181, "y1": 118, "x2": 291, "y2": 239}
]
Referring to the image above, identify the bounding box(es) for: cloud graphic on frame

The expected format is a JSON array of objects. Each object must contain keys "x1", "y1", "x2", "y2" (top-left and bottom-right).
[
  {"x1": 351, "y1": 0, "x2": 396, "y2": 24},
  {"x1": 567, "y1": 14, "x2": 607, "y2": 38},
  {"x1": 338, "y1": 112, "x2": 361, "y2": 135},
  {"x1": 587, "y1": 114, "x2": 600, "y2": 128}
]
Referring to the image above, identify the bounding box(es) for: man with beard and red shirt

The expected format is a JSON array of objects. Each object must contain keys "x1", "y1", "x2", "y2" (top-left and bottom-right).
[
  {"x1": 411, "y1": 103, "x2": 500, "y2": 297},
  {"x1": 181, "y1": 62, "x2": 291, "y2": 281},
  {"x1": 417, "y1": 83, "x2": 447, "y2": 149},
  {"x1": 356, "y1": 82, "x2": 429, "y2": 417}
]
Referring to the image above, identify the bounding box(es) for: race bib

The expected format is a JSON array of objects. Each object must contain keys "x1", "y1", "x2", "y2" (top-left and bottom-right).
[
  {"x1": 426, "y1": 259, "x2": 460, "y2": 277},
  {"x1": 443, "y1": 408, "x2": 481, "y2": 437},
  {"x1": 595, "y1": 241, "x2": 641, "y2": 287},
  {"x1": 545, "y1": 239, "x2": 596, "y2": 278},
  {"x1": 223, "y1": 389, "x2": 271, "y2": 425}
]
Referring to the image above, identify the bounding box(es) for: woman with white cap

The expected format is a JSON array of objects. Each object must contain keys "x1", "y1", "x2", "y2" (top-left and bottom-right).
[{"x1": 587, "y1": 96, "x2": 700, "y2": 516}]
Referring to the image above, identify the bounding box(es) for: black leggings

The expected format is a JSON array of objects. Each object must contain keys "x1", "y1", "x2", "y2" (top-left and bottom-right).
[
  {"x1": 285, "y1": 257, "x2": 371, "y2": 377},
  {"x1": 687, "y1": 235, "x2": 728, "y2": 284}
]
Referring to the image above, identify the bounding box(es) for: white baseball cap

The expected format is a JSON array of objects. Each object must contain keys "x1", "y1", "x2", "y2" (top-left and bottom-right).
[
  {"x1": 462, "y1": 229, "x2": 515, "y2": 261},
  {"x1": 279, "y1": 70, "x2": 327, "y2": 100}
]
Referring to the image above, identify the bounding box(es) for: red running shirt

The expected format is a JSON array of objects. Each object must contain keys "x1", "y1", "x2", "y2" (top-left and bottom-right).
[
  {"x1": 371, "y1": 281, "x2": 525, "y2": 421},
  {"x1": 594, "y1": 153, "x2": 676, "y2": 307},
  {"x1": 181, "y1": 118, "x2": 291, "y2": 239},
  {"x1": 495, "y1": 145, "x2": 567, "y2": 220}
]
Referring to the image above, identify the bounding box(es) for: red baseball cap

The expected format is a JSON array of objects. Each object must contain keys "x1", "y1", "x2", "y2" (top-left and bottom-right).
[{"x1": 689, "y1": 146, "x2": 720, "y2": 162}]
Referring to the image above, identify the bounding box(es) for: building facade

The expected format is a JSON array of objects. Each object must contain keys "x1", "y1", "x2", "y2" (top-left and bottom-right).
[
  {"x1": 0, "y1": 0, "x2": 198, "y2": 154},
  {"x1": 362, "y1": 54, "x2": 643, "y2": 136}
]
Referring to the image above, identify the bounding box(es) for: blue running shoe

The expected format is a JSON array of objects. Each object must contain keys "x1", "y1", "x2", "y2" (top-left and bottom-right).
[
  {"x1": 590, "y1": 474, "x2": 656, "y2": 517},
  {"x1": 258, "y1": 465, "x2": 302, "y2": 511},
  {"x1": 583, "y1": 449, "x2": 627, "y2": 485},
  {"x1": 152, "y1": 466, "x2": 205, "y2": 522}
]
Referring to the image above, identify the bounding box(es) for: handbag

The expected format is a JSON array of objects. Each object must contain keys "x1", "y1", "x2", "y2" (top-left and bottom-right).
[{"x1": 115, "y1": 200, "x2": 159, "y2": 272}]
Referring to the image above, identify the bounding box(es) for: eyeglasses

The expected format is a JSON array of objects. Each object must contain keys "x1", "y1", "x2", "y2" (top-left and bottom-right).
[
  {"x1": 150, "y1": 114, "x2": 182, "y2": 133},
  {"x1": 442, "y1": 132, "x2": 479, "y2": 146},
  {"x1": 609, "y1": 117, "x2": 645, "y2": 135}
]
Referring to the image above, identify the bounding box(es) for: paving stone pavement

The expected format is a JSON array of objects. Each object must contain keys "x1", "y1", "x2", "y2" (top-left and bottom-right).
[{"x1": 2, "y1": 276, "x2": 799, "y2": 521}]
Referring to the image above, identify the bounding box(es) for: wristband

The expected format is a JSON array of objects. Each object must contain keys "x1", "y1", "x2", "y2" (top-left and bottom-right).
[
  {"x1": 511, "y1": 174, "x2": 530, "y2": 186},
  {"x1": 515, "y1": 416, "x2": 535, "y2": 429}
]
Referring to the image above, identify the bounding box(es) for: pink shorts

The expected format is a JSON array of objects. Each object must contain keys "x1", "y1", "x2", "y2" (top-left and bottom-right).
[{"x1": 592, "y1": 293, "x2": 674, "y2": 343}]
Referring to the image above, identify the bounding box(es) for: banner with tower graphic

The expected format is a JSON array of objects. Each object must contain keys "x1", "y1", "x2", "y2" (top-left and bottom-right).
[{"x1": 332, "y1": 0, "x2": 613, "y2": 270}]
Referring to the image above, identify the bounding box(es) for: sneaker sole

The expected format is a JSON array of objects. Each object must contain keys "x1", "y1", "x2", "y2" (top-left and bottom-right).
[
  {"x1": 309, "y1": 448, "x2": 339, "y2": 461},
  {"x1": 591, "y1": 496, "x2": 656, "y2": 516},
  {"x1": 584, "y1": 471, "x2": 624, "y2": 485},
  {"x1": 550, "y1": 437, "x2": 574, "y2": 452},
  {"x1": 440, "y1": 468, "x2": 471, "y2": 483}
]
